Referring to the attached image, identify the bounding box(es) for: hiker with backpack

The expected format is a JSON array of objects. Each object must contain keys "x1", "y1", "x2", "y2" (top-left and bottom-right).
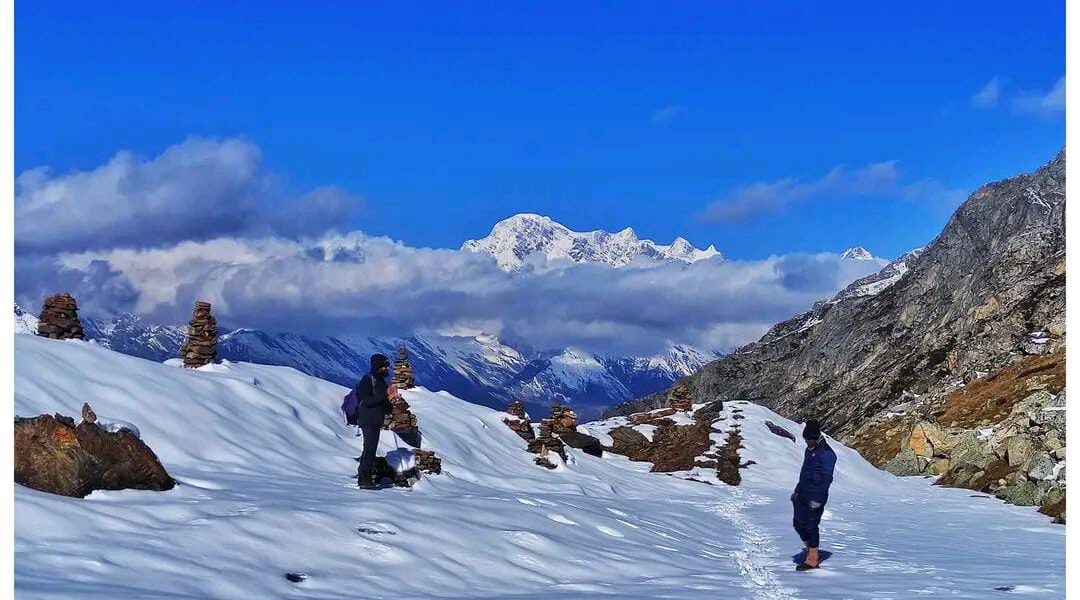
[
  {"x1": 344, "y1": 353, "x2": 395, "y2": 490},
  {"x1": 791, "y1": 419, "x2": 837, "y2": 571}
]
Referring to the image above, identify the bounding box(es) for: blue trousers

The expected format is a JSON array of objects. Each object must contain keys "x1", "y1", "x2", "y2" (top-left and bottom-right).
[{"x1": 792, "y1": 496, "x2": 825, "y2": 548}]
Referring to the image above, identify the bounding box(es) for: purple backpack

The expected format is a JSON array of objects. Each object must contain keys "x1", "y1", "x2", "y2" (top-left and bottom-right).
[{"x1": 341, "y1": 388, "x2": 360, "y2": 425}]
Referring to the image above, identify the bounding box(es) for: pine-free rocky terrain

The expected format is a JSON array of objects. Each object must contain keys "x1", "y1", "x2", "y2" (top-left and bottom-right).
[
  {"x1": 14, "y1": 334, "x2": 1063, "y2": 598},
  {"x1": 609, "y1": 150, "x2": 1066, "y2": 520}
]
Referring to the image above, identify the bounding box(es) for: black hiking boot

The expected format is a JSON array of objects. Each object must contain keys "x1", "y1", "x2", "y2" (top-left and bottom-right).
[
  {"x1": 795, "y1": 562, "x2": 820, "y2": 572},
  {"x1": 358, "y1": 477, "x2": 376, "y2": 490}
]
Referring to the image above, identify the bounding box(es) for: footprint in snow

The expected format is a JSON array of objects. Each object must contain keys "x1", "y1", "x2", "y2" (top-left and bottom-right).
[{"x1": 546, "y1": 513, "x2": 577, "y2": 525}]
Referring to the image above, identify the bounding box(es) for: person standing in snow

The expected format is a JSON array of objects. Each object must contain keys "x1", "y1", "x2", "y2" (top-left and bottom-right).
[
  {"x1": 356, "y1": 353, "x2": 395, "y2": 490},
  {"x1": 790, "y1": 419, "x2": 836, "y2": 571}
]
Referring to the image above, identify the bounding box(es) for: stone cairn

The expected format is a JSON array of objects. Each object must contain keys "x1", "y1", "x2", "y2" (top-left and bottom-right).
[
  {"x1": 669, "y1": 383, "x2": 693, "y2": 412},
  {"x1": 503, "y1": 400, "x2": 535, "y2": 441},
  {"x1": 179, "y1": 301, "x2": 218, "y2": 368},
  {"x1": 526, "y1": 405, "x2": 575, "y2": 469},
  {"x1": 36, "y1": 293, "x2": 84, "y2": 340},
  {"x1": 388, "y1": 394, "x2": 419, "y2": 431},
  {"x1": 392, "y1": 346, "x2": 416, "y2": 390},
  {"x1": 414, "y1": 449, "x2": 442, "y2": 474}
]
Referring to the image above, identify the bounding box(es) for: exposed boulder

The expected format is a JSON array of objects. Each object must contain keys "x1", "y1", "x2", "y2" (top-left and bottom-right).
[
  {"x1": 179, "y1": 301, "x2": 218, "y2": 368},
  {"x1": 559, "y1": 431, "x2": 604, "y2": 457},
  {"x1": 608, "y1": 426, "x2": 649, "y2": 459},
  {"x1": 15, "y1": 409, "x2": 174, "y2": 498},
  {"x1": 36, "y1": 293, "x2": 85, "y2": 340}
]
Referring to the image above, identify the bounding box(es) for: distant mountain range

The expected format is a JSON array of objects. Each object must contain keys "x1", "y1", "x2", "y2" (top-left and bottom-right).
[
  {"x1": 15, "y1": 305, "x2": 715, "y2": 419},
  {"x1": 17, "y1": 213, "x2": 884, "y2": 419},
  {"x1": 461, "y1": 213, "x2": 721, "y2": 272}
]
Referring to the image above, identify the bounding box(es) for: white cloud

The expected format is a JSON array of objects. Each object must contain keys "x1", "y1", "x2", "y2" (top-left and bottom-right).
[
  {"x1": 697, "y1": 161, "x2": 963, "y2": 224},
  {"x1": 971, "y1": 77, "x2": 1002, "y2": 108},
  {"x1": 14, "y1": 137, "x2": 891, "y2": 356},
  {"x1": 1013, "y1": 76, "x2": 1065, "y2": 118},
  {"x1": 651, "y1": 104, "x2": 687, "y2": 124},
  {"x1": 15, "y1": 137, "x2": 364, "y2": 254},
  {"x1": 18, "y1": 233, "x2": 886, "y2": 355}
]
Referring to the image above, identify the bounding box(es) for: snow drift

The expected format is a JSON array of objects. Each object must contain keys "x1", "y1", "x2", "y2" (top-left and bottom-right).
[{"x1": 14, "y1": 335, "x2": 1063, "y2": 599}]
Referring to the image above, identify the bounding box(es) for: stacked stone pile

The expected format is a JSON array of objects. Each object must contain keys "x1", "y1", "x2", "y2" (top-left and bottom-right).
[
  {"x1": 669, "y1": 384, "x2": 693, "y2": 412},
  {"x1": 179, "y1": 301, "x2": 218, "y2": 368},
  {"x1": 503, "y1": 401, "x2": 535, "y2": 441},
  {"x1": 36, "y1": 293, "x2": 84, "y2": 340},
  {"x1": 392, "y1": 346, "x2": 416, "y2": 389},
  {"x1": 388, "y1": 395, "x2": 419, "y2": 431},
  {"x1": 414, "y1": 449, "x2": 442, "y2": 474}
]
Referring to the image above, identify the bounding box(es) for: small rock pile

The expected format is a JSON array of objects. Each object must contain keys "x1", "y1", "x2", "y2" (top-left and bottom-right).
[
  {"x1": 503, "y1": 401, "x2": 535, "y2": 441},
  {"x1": 179, "y1": 301, "x2": 218, "y2": 368},
  {"x1": 414, "y1": 449, "x2": 442, "y2": 474},
  {"x1": 544, "y1": 405, "x2": 578, "y2": 436},
  {"x1": 36, "y1": 293, "x2": 84, "y2": 340},
  {"x1": 392, "y1": 346, "x2": 416, "y2": 389},
  {"x1": 669, "y1": 384, "x2": 693, "y2": 412}
]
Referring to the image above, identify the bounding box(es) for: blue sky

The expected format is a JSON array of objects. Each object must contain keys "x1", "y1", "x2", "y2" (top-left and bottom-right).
[{"x1": 16, "y1": 2, "x2": 1064, "y2": 260}]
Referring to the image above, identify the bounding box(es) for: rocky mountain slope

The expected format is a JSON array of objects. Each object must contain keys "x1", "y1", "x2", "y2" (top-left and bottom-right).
[
  {"x1": 607, "y1": 149, "x2": 1066, "y2": 517},
  {"x1": 461, "y1": 213, "x2": 721, "y2": 272},
  {"x1": 15, "y1": 305, "x2": 713, "y2": 418}
]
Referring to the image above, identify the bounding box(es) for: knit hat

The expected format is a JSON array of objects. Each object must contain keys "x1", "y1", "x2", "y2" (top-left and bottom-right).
[
  {"x1": 370, "y1": 353, "x2": 390, "y2": 372},
  {"x1": 802, "y1": 419, "x2": 823, "y2": 441}
]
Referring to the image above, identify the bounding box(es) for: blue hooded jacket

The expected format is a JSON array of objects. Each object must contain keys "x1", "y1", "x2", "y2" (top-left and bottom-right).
[{"x1": 794, "y1": 439, "x2": 837, "y2": 505}]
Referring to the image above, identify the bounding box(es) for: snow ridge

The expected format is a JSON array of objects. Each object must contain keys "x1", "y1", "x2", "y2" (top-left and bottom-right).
[{"x1": 462, "y1": 213, "x2": 722, "y2": 272}]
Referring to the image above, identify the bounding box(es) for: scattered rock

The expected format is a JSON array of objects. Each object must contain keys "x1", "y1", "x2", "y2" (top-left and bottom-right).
[
  {"x1": 179, "y1": 301, "x2": 217, "y2": 368},
  {"x1": 35, "y1": 293, "x2": 84, "y2": 340},
  {"x1": 285, "y1": 573, "x2": 307, "y2": 583},
  {"x1": 764, "y1": 420, "x2": 796, "y2": 443}
]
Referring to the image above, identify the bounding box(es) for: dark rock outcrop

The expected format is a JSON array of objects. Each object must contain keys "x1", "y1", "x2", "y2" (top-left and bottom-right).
[
  {"x1": 15, "y1": 409, "x2": 174, "y2": 498},
  {"x1": 179, "y1": 301, "x2": 218, "y2": 368},
  {"x1": 765, "y1": 420, "x2": 797, "y2": 443},
  {"x1": 36, "y1": 293, "x2": 84, "y2": 340},
  {"x1": 559, "y1": 431, "x2": 605, "y2": 457}
]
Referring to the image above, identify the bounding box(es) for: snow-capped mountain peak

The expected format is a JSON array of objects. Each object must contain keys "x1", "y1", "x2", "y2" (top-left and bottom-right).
[
  {"x1": 462, "y1": 213, "x2": 722, "y2": 272},
  {"x1": 841, "y1": 246, "x2": 875, "y2": 261}
]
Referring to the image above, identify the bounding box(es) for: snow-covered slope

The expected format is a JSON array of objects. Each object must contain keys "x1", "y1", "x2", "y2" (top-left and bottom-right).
[
  {"x1": 15, "y1": 336, "x2": 1063, "y2": 598},
  {"x1": 462, "y1": 213, "x2": 721, "y2": 272},
  {"x1": 14, "y1": 304, "x2": 38, "y2": 335}
]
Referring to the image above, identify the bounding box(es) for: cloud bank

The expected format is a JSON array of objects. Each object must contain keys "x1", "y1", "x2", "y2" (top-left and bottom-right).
[
  {"x1": 698, "y1": 161, "x2": 964, "y2": 225},
  {"x1": 15, "y1": 137, "x2": 363, "y2": 254},
  {"x1": 16, "y1": 138, "x2": 891, "y2": 355}
]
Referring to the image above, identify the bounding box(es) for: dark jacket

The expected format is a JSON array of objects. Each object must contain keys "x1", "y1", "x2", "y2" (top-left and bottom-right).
[
  {"x1": 794, "y1": 439, "x2": 837, "y2": 505},
  {"x1": 355, "y1": 372, "x2": 393, "y2": 426}
]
